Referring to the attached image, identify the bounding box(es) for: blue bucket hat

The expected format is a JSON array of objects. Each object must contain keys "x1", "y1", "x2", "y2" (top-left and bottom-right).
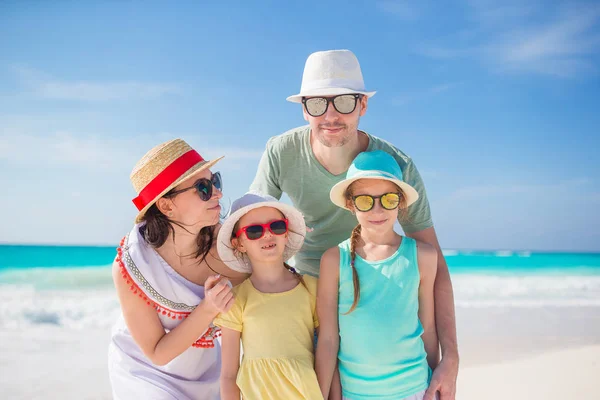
[{"x1": 329, "y1": 150, "x2": 419, "y2": 210}]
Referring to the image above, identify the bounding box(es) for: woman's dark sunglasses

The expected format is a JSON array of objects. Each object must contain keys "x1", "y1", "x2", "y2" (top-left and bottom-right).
[
  {"x1": 167, "y1": 172, "x2": 222, "y2": 201},
  {"x1": 352, "y1": 192, "x2": 401, "y2": 212},
  {"x1": 235, "y1": 219, "x2": 288, "y2": 240},
  {"x1": 302, "y1": 94, "x2": 362, "y2": 117}
]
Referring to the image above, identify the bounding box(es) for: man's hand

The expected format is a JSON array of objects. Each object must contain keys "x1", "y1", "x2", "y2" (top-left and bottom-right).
[{"x1": 423, "y1": 355, "x2": 458, "y2": 400}]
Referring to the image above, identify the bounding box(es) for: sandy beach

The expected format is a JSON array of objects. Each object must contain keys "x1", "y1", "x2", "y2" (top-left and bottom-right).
[{"x1": 1, "y1": 302, "x2": 599, "y2": 400}]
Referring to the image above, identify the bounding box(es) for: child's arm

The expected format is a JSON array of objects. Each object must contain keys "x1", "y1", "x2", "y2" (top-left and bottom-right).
[
  {"x1": 220, "y1": 327, "x2": 241, "y2": 400},
  {"x1": 328, "y1": 365, "x2": 342, "y2": 400},
  {"x1": 417, "y1": 241, "x2": 440, "y2": 370},
  {"x1": 315, "y1": 247, "x2": 342, "y2": 399}
]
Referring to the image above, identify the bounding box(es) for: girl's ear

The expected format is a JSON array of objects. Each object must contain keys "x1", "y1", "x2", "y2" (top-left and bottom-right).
[
  {"x1": 346, "y1": 199, "x2": 356, "y2": 214},
  {"x1": 231, "y1": 237, "x2": 246, "y2": 253}
]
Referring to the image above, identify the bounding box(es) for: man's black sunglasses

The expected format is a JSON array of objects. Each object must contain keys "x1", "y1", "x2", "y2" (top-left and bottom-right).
[{"x1": 302, "y1": 94, "x2": 362, "y2": 117}]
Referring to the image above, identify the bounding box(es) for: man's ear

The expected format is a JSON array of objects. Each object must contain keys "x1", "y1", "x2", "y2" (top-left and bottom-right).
[
  {"x1": 359, "y1": 96, "x2": 368, "y2": 117},
  {"x1": 302, "y1": 105, "x2": 310, "y2": 122}
]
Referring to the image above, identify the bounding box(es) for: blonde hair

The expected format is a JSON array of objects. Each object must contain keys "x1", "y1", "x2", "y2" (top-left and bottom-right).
[{"x1": 343, "y1": 180, "x2": 408, "y2": 314}]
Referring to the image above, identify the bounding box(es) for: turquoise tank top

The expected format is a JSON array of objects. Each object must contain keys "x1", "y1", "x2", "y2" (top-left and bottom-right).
[{"x1": 337, "y1": 236, "x2": 431, "y2": 400}]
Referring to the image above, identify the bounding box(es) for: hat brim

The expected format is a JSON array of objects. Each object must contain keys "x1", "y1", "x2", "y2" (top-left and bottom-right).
[
  {"x1": 330, "y1": 175, "x2": 419, "y2": 210},
  {"x1": 286, "y1": 88, "x2": 377, "y2": 103},
  {"x1": 217, "y1": 202, "x2": 306, "y2": 273},
  {"x1": 134, "y1": 156, "x2": 224, "y2": 223}
]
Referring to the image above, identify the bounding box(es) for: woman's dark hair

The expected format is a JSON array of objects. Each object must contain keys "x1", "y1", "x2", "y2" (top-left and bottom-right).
[{"x1": 139, "y1": 200, "x2": 215, "y2": 264}]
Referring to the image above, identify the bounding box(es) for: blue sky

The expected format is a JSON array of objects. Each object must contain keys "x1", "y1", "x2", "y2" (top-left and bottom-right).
[{"x1": 0, "y1": 0, "x2": 598, "y2": 251}]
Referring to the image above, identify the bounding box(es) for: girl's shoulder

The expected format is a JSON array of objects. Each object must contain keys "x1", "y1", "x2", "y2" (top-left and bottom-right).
[
  {"x1": 231, "y1": 278, "x2": 253, "y2": 302},
  {"x1": 301, "y1": 274, "x2": 318, "y2": 294},
  {"x1": 413, "y1": 240, "x2": 437, "y2": 277},
  {"x1": 302, "y1": 274, "x2": 318, "y2": 283}
]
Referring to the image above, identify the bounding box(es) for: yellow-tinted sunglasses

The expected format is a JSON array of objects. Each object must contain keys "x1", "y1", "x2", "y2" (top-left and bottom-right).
[{"x1": 352, "y1": 192, "x2": 401, "y2": 212}]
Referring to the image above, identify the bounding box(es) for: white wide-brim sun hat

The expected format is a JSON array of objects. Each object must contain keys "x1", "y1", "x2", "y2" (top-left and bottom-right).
[
  {"x1": 330, "y1": 150, "x2": 419, "y2": 210},
  {"x1": 287, "y1": 49, "x2": 376, "y2": 103},
  {"x1": 217, "y1": 192, "x2": 306, "y2": 273}
]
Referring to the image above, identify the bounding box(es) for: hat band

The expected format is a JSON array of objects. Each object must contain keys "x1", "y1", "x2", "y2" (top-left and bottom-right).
[
  {"x1": 301, "y1": 78, "x2": 366, "y2": 93},
  {"x1": 132, "y1": 150, "x2": 204, "y2": 211},
  {"x1": 351, "y1": 169, "x2": 403, "y2": 181}
]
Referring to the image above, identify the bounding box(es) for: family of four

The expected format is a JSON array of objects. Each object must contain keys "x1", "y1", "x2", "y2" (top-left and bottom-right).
[{"x1": 107, "y1": 50, "x2": 459, "y2": 400}]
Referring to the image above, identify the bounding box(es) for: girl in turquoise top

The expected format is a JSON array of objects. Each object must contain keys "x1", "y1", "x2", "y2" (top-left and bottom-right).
[{"x1": 316, "y1": 150, "x2": 439, "y2": 400}]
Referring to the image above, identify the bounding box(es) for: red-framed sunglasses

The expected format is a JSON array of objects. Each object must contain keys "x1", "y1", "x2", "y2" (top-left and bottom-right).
[{"x1": 235, "y1": 219, "x2": 289, "y2": 240}]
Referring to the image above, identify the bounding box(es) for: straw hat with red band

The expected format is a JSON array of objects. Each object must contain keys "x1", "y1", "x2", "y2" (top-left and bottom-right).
[{"x1": 130, "y1": 139, "x2": 224, "y2": 223}]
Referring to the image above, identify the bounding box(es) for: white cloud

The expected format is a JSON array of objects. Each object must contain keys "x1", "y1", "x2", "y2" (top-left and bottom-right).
[
  {"x1": 376, "y1": 1, "x2": 420, "y2": 20},
  {"x1": 485, "y1": 4, "x2": 600, "y2": 76},
  {"x1": 445, "y1": 178, "x2": 595, "y2": 201},
  {"x1": 0, "y1": 132, "x2": 263, "y2": 172},
  {"x1": 466, "y1": 1, "x2": 537, "y2": 25},
  {"x1": 416, "y1": 2, "x2": 600, "y2": 78},
  {"x1": 11, "y1": 65, "x2": 181, "y2": 101},
  {"x1": 393, "y1": 81, "x2": 463, "y2": 106}
]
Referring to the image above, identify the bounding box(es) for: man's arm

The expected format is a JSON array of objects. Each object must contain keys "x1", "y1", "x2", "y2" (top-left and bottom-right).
[
  {"x1": 408, "y1": 227, "x2": 458, "y2": 400},
  {"x1": 398, "y1": 157, "x2": 458, "y2": 399},
  {"x1": 249, "y1": 139, "x2": 282, "y2": 199},
  {"x1": 408, "y1": 227, "x2": 457, "y2": 361},
  {"x1": 395, "y1": 157, "x2": 457, "y2": 360}
]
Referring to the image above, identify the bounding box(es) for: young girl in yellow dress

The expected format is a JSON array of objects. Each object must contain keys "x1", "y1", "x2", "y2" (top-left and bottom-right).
[{"x1": 213, "y1": 192, "x2": 323, "y2": 400}]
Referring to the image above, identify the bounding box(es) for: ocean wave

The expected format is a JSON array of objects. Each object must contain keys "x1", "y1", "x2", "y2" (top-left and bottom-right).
[
  {"x1": 442, "y1": 250, "x2": 459, "y2": 256},
  {"x1": 452, "y1": 274, "x2": 600, "y2": 308},
  {"x1": 0, "y1": 284, "x2": 120, "y2": 330},
  {"x1": 0, "y1": 265, "x2": 113, "y2": 289},
  {"x1": 456, "y1": 299, "x2": 600, "y2": 308},
  {"x1": 2, "y1": 269, "x2": 600, "y2": 330}
]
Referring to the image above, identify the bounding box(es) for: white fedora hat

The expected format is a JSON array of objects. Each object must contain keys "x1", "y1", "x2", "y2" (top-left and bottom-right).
[
  {"x1": 217, "y1": 192, "x2": 306, "y2": 273},
  {"x1": 286, "y1": 49, "x2": 377, "y2": 103}
]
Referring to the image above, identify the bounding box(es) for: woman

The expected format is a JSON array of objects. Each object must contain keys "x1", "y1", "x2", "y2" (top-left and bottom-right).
[{"x1": 108, "y1": 138, "x2": 248, "y2": 400}]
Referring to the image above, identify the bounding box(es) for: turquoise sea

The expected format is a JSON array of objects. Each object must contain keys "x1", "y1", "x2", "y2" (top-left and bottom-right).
[{"x1": 1, "y1": 244, "x2": 599, "y2": 329}]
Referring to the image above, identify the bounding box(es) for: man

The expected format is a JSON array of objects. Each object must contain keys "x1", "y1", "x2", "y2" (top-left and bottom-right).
[{"x1": 250, "y1": 49, "x2": 458, "y2": 400}]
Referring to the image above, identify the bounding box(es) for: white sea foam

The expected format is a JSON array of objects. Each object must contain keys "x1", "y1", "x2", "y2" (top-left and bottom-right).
[
  {"x1": 442, "y1": 250, "x2": 459, "y2": 256},
  {"x1": 0, "y1": 280, "x2": 120, "y2": 330},
  {"x1": 0, "y1": 265, "x2": 113, "y2": 288},
  {"x1": 0, "y1": 266, "x2": 118, "y2": 329},
  {"x1": 453, "y1": 274, "x2": 600, "y2": 308},
  {"x1": 2, "y1": 266, "x2": 600, "y2": 331}
]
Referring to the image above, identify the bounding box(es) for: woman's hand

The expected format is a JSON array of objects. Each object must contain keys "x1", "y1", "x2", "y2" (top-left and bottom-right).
[{"x1": 203, "y1": 275, "x2": 235, "y2": 315}]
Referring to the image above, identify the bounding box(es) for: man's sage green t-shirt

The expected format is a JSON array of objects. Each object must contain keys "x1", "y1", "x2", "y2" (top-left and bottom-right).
[{"x1": 249, "y1": 125, "x2": 433, "y2": 277}]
